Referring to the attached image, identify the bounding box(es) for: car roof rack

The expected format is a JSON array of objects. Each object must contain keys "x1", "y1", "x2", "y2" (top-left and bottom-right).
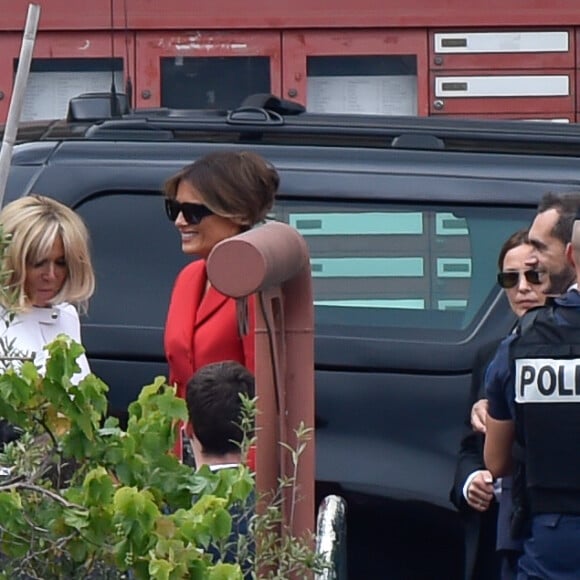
[
  {"x1": 84, "y1": 115, "x2": 580, "y2": 155},
  {"x1": 15, "y1": 92, "x2": 580, "y2": 157},
  {"x1": 237, "y1": 93, "x2": 306, "y2": 115}
]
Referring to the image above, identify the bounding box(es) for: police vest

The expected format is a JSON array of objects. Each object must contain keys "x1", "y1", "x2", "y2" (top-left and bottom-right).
[{"x1": 510, "y1": 305, "x2": 580, "y2": 515}]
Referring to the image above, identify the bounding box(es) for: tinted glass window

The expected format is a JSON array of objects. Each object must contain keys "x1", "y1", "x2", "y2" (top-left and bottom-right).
[
  {"x1": 273, "y1": 200, "x2": 534, "y2": 332},
  {"x1": 161, "y1": 56, "x2": 270, "y2": 109},
  {"x1": 76, "y1": 192, "x2": 533, "y2": 337}
]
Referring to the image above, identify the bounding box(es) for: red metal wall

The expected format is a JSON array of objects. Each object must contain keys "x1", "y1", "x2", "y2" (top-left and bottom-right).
[
  {"x1": 3, "y1": 1, "x2": 580, "y2": 122},
  {"x1": 6, "y1": 0, "x2": 580, "y2": 30}
]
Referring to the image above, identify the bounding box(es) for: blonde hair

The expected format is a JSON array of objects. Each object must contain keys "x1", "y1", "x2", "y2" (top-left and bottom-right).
[
  {"x1": 0, "y1": 195, "x2": 95, "y2": 312},
  {"x1": 164, "y1": 150, "x2": 279, "y2": 227}
]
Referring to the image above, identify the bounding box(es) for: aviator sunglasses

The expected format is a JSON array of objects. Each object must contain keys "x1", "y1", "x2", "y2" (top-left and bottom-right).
[
  {"x1": 164, "y1": 198, "x2": 215, "y2": 225},
  {"x1": 497, "y1": 269, "x2": 542, "y2": 289}
]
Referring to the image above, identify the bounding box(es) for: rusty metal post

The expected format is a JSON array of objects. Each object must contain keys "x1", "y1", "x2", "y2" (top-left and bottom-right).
[{"x1": 206, "y1": 221, "x2": 315, "y2": 542}]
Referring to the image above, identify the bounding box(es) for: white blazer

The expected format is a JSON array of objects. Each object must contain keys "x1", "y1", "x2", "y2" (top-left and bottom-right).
[{"x1": 0, "y1": 303, "x2": 91, "y2": 382}]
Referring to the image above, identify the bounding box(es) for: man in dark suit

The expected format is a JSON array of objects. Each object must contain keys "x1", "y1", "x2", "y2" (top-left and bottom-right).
[
  {"x1": 452, "y1": 225, "x2": 551, "y2": 579},
  {"x1": 451, "y1": 339, "x2": 502, "y2": 580}
]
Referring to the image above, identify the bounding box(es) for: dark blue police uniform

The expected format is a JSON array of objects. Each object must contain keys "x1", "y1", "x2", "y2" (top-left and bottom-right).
[{"x1": 485, "y1": 289, "x2": 580, "y2": 580}]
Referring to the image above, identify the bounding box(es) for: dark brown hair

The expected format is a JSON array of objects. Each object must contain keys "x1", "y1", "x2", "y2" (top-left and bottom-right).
[
  {"x1": 497, "y1": 229, "x2": 529, "y2": 271},
  {"x1": 164, "y1": 150, "x2": 279, "y2": 227}
]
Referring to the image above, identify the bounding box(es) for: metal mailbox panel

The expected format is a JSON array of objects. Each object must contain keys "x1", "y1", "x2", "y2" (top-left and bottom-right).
[
  {"x1": 434, "y1": 112, "x2": 574, "y2": 122},
  {"x1": 430, "y1": 69, "x2": 574, "y2": 115},
  {"x1": 430, "y1": 29, "x2": 574, "y2": 70}
]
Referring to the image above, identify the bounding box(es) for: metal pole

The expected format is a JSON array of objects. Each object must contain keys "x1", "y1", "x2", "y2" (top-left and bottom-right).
[
  {"x1": 207, "y1": 221, "x2": 316, "y2": 545},
  {"x1": 0, "y1": 3, "x2": 41, "y2": 206},
  {"x1": 315, "y1": 495, "x2": 348, "y2": 580}
]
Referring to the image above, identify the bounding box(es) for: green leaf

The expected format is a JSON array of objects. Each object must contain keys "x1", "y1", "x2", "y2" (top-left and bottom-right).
[
  {"x1": 195, "y1": 525, "x2": 212, "y2": 550},
  {"x1": 188, "y1": 559, "x2": 211, "y2": 580},
  {"x1": 63, "y1": 508, "x2": 90, "y2": 530},
  {"x1": 208, "y1": 563, "x2": 244, "y2": 580},
  {"x1": 230, "y1": 472, "x2": 254, "y2": 503},
  {"x1": 187, "y1": 468, "x2": 219, "y2": 497},
  {"x1": 155, "y1": 392, "x2": 189, "y2": 423},
  {"x1": 209, "y1": 508, "x2": 232, "y2": 541},
  {"x1": 114, "y1": 486, "x2": 141, "y2": 519},
  {"x1": 113, "y1": 537, "x2": 131, "y2": 570},
  {"x1": 68, "y1": 538, "x2": 88, "y2": 562},
  {"x1": 18, "y1": 361, "x2": 39, "y2": 388},
  {"x1": 84, "y1": 506, "x2": 114, "y2": 545},
  {"x1": 155, "y1": 515, "x2": 177, "y2": 540},
  {"x1": 113, "y1": 487, "x2": 160, "y2": 545},
  {"x1": 0, "y1": 490, "x2": 22, "y2": 513},
  {"x1": 103, "y1": 415, "x2": 120, "y2": 429},
  {"x1": 148, "y1": 558, "x2": 173, "y2": 580},
  {"x1": 141, "y1": 430, "x2": 172, "y2": 457},
  {"x1": 0, "y1": 535, "x2": 29, "y2": 559},
  {"x1": 83, "y1": 466, "x2": 115, "y2": 506},
  {"x1": 192, "y1": 494, "x2": 227, "y2": 516},
  {"x1": 115, "y1": 461, "x2": 137, "y2": 486},
  {"x1": 44, "y1": 335, "x2": 83, "y2": 382}
]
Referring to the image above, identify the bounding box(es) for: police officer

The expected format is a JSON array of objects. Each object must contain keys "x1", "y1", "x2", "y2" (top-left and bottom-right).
[{"x1": 484, "y1": 214, "x2": 580, "y2": 579}]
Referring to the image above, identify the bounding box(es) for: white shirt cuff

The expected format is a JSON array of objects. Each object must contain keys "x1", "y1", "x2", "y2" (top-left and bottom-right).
[{"x1": 462, "y1": 470, "x2": 482, "y2": 501}]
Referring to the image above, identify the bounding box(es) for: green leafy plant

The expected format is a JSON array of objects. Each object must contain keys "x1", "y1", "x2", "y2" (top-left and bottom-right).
[
  {"x1": 0, "y1": 337, "x2": 328, "y2": 579},
  {"x1": 251, "y1": 422, "x2": 324, "y2": 580},
  {"x1": 0, "y1": 338, "x2": 254, "y2": 579}
]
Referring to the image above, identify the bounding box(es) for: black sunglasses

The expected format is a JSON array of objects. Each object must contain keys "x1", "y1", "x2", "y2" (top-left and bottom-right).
[
  {"x1": 497, "y1": 269, "x2": 542, "y2": 289},
  {"x1": 164, "y1": 198, "x2": 214, "y2": 225}
]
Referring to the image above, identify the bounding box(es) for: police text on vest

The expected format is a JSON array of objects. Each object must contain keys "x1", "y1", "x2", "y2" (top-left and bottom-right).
[{"x1": 515, "y1": 358, "x2": 580, "y2": 403}]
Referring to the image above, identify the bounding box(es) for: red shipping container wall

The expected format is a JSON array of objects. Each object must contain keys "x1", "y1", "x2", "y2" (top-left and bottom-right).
[
  {"x1": 4, "y1": 0, "x2": 580, "y2": 30},
  {"x1": 1, "y1": 2, "x2": 580, "y2": 121}
]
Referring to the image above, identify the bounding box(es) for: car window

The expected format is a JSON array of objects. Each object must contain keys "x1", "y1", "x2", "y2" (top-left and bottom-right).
[
  {"x1": 76, "y1": 192, "x2": 191, "y2": 327},
  {"x1": 274, "y1": 200, "x2": 534, "y2": 333},
  {"x1": 76, "y1": 192, "x2": 533, "y2": 337}
]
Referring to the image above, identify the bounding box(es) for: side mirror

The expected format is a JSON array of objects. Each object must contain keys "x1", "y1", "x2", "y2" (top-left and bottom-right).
[{"x1": 67, "y1": 92, "x2": 129, "y2": 122}]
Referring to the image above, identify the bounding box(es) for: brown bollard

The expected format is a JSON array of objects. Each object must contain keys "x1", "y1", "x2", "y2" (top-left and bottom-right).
[
  {"x1": 206, "y1": 221, "x2": 309, "y2": 297},
  {"x1": 207, "y1": 221, "x2": 315, "y2": 550}
]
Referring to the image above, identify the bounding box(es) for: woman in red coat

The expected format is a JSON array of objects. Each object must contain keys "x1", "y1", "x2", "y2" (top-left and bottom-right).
[{"x1": 163, "y1": 150, "x2": 280, "y2": 459}]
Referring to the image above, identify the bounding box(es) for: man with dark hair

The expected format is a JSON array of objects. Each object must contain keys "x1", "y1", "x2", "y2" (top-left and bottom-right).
[
  {"x1": 484, "y1": 210, "x2": 580, "y2": 578},
  {"x1": 527, "y1": 192, "x2": 580, "y2": 295},
  {"x1": 185, "y1": 360, "x2": 255, "y2": 469},
  {"x1": 463, "y1": 192, "x2": 580, "y2": 578},
  {"x1": 185, "y1": 360, "x2": 255, "y2": 577}
]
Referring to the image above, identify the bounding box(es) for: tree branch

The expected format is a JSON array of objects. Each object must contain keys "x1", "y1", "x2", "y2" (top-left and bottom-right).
[{"x1": 0, "y1": 481, "x2": 85, "y2": 510}]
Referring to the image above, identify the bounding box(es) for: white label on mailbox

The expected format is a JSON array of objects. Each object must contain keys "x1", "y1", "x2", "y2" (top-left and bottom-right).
[
  {"x1": 435, "y1": 31, "x2": 569, "y2": 54},
  {"x1": 435, "y1": 75, "x2": 569, "y2": 98}
]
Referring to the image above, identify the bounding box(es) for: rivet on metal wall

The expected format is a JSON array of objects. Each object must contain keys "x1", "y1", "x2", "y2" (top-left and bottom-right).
[
  {"x1": 434, "y1": 56, "x2": 444, "y2": 66},
  {"x1": 287, "y1": 88, "x2": 298, "y2": 98},
  {"x1": 141, "y1": 89, "x2": 152, "y2": 100},
  {"x1": 433, "y1": 100, "x2": 445, "y2": 111}
]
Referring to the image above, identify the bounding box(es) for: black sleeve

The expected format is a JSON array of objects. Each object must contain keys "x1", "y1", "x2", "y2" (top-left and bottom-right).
[{"x1": 449, "y1": 339, "x2": 501, "y2": 511}]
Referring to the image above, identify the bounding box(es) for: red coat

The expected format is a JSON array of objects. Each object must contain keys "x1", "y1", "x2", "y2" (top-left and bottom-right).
[{"x1": 165, "y1": 259, "x2": 255, "y2": 401}]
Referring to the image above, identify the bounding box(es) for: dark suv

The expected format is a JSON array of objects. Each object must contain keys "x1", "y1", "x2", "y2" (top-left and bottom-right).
[{"x1": 6, "y1": 94, "x2": 580, "y2": 578}]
